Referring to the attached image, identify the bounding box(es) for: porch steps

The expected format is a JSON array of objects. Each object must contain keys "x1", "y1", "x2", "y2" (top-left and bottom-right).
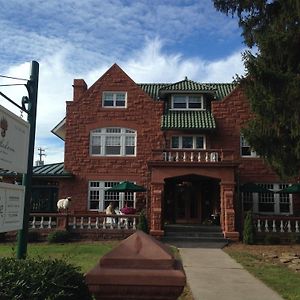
[{"x1": 162, "y1": 224, "x2": 228, "y2": 248}]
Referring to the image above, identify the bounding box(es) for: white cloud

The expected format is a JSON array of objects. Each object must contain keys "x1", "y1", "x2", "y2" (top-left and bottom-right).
[{"x1": 0, "y1": 38, "x2": 245, "y2": 165}]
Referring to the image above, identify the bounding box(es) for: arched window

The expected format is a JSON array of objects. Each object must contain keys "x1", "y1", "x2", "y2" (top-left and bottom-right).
[{"x1": 90, "y1": 127, "x2": 136, "y2": 156}]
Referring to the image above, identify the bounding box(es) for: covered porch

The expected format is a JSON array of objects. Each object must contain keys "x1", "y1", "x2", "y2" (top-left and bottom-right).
[{"x1": 148, "y1": 162, "x2": 239, "y2": 240}]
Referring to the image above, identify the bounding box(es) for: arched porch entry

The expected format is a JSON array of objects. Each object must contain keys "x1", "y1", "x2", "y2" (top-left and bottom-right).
[
  {"x1": 148, "y1": 163, "x2": 239, "y2": 240},
  {"x1": 164, "y1": 174, "x2": 220, "y2": 225}
]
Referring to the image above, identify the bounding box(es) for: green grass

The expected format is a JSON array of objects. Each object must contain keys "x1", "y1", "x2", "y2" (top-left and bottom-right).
[
  {"x1": 225, "y1": 249, "x2": 300, "y2": 300},
  {"x1": 0, "y1": 241, "x2": 118, "y2": 273}
]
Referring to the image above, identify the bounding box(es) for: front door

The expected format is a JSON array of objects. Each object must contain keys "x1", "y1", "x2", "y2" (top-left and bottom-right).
[{"x1": 175, "y1": 183, "x2": 201, "y2": 223}]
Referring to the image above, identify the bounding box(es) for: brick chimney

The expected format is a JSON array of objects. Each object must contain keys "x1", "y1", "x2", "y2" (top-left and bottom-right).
[{"x1": 73, "y1": 79, "x2": 87, "y2": 101}]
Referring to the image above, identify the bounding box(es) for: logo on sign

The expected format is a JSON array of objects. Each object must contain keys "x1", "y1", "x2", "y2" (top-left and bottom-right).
[{"x1": 0, "y1": 117, "x2": 8, "y2": 138}]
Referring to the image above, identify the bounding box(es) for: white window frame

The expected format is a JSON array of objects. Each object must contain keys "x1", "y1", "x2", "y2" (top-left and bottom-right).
[
  {"x1": 240, "y1": 135, "x2": 257, "y2": 157},
  {"x1": 242, "y1": 183, "x2": 293, "y2": 215},
  {"x1": 88, "y1": 181, "x2": 136, "y2": 211},
  {"x1": 171, "y1": 135, "x2": 206, "y2": 150},
  {"x1": 102, "y1": 91, "x2": 127, "y2": 108},
  {"x1": 90, "y1": 127, "x2": 136, "y2": 156},
  {"x1": 170, "y1": 94, "x2": 204, "y2": 111}
]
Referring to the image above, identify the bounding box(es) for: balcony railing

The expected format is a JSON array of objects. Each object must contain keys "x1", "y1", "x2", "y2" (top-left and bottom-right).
[
  {"x1": 29, "y1": 212, "x2": 139, "y2": 231},
  {"x1": 152, "y1": 149, "x2": 234, "y2": 163},
  {"x1": 253, "y1": 215, "x2": 300, "y2": 233}
]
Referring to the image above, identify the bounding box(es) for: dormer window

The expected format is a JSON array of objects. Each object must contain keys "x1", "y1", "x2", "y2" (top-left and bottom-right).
[
  {"x1": 171, "y1": 95, "x2": 204, "y2": 110},
  {"x1": 103, "y1": 92, "x2": 127, "y2": 108}
]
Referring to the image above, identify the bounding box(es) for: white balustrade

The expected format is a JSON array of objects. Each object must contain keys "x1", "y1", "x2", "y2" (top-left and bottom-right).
[{"x1": 255, "y1": 218, "x2": 300, "y2": 234}]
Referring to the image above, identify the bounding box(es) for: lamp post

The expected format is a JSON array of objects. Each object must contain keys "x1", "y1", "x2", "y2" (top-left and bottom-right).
[{"x1": 17, "y1": 61, "x2": 39, "y2": 259}]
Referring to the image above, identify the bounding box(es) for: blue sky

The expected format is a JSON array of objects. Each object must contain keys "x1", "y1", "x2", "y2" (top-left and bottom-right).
[{"x1": 0, "y1": 0, "x2": 246, "y2": 164}]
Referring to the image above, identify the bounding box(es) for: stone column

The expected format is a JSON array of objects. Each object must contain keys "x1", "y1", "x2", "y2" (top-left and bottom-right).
[
  {"x1": 220, "y1": 181, "x2": 239, "y2": 241},
  {"x1": 150, "y1": 182, "x2": 164, "y2": 238}
]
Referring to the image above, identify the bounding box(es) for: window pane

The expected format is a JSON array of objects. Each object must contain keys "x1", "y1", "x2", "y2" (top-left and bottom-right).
[
  {"x1": 91, "y1": 136, "x2": 101, "y2": 154},
  {"x1": 182, "y1": 136, "x2": 193, "y2": 148},
  {"x1": 195, "y1": 136, "x2": 204, "y2": 149},
  {"x1": 173, "y1": 96, "x2": 187, "y2": 109},
  {"x1": 105, "y1": 136, "x2": 121, "y2": 155},
  {"x1": 116, "y1": 93, "x2": 126, "y2": 107},
  {"x1": 241, "y1": 146, "x2": 251, "y2": 156},
  {"x1": 103, "y1": 93, "x2": 114, "y2": 107},
  {"x1": 188, "y1": 96, "x2": 202, "y2": 109},
  {"x1": 171, "y1": 136, "x2": 179, "y2": 148}
]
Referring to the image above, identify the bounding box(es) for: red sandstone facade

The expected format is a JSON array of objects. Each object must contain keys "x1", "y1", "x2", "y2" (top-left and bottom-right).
[{"x1": 53, "y1": 64, "x2": 298, "y2": 240}]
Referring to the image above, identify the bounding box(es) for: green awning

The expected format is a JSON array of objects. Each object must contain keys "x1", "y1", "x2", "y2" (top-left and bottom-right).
[
  {"x1": 278, "y1": 184, "x2": 300, "y2": 194},
  {"x1": 240, "y1": 183, "x2": 273, "y2": 193},
  {"x1": 161, "y1": 111, "x2": 216, "y2": 130},
  {"x1": 106, "y1": 181, "x2": 146, "y2": 192}
]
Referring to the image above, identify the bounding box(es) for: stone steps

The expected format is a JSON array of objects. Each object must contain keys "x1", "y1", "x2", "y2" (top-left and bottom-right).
[{"x1": 163, "y1": 224, "x2": 228, "y2": 247}]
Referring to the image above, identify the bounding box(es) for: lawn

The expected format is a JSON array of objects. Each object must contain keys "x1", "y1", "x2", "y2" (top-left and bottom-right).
[
  {"x1": 224, "y1": 243, "x2": 300, "y2": 300},
  {"x1": 0, "y1": 241, "x2": 118, "y2": 273},
  {"x1": 0, "y1": 241, "x2": 194, "y2": 299}
]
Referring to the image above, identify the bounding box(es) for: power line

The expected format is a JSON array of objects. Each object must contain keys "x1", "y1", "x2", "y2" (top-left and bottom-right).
[
  {"x1": 0, "y1": 74, "x2": 28, "y2": 81},
  {"x1": 0, "y1": 84, "x2": 26, "y2": 87}
]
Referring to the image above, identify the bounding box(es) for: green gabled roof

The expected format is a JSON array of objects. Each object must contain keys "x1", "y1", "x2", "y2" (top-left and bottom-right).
[
  {"x1": 138, "y1": 82, "x2": 236, "y2": 100},
  {"x1": 161, "y1": 111, "x2": 216, "y2": 130},
  {"x1": 161, "y1": 79, "x2": 216, "y2": 93},
  {"x1": 138, "y1": 83, "x2": 167, "y2": 99}
]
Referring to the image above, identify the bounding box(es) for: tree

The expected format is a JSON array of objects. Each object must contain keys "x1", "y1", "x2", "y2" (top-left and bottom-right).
[
  {"x1": 243, "y1": 211, "x2": 254, "y2": 244},
  {"x1": 213, "y1": 0, "x2": 300, "y2": 178}
]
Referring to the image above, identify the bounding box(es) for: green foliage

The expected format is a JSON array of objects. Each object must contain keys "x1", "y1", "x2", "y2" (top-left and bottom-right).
[
  {"x1": 137, "y1": 210, "x2": 149, "y2": 233},
  {"x1": 243, "y1": 211, "x2": 254, "y2": 244},
  {"x1": 47, "y1": 230, "x2": 70, "y2": 243},
  {"x1": 213, "y1": 0, "x2": 300, "y2": 178},
  {"x1": 0, "y1": 257, "x2": 92, "y2": 300}
]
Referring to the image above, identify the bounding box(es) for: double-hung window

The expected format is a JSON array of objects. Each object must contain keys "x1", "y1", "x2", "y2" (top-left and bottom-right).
[
  {"x1": 241, "y1": 135, "x2": 257, "y2": 157},
  {"x1": 171, "y1": 135, "x2": 205, "y2": 149},
  {"x1": 90, "y1": 127, "x2": 136, "y2": 156},
  {"x1": 103, "y1": 92, "x2": 127, "y2": 108},
  {"x1": 88, "y1": 181, "x2": 135, "y2": 211},
  {"x1": 171, "y1": 95, "x2": 203, "y2": 110},
  {"x1": 242, "y1": 183, "x2": 293, "y2": 214}
]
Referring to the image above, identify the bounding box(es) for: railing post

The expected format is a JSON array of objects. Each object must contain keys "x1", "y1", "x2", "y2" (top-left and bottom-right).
[
  {"x1": 272, "y1": 220, "x2": 276, "y2": 232},
  {"x1": 296, "y1": 220, "x2": 299, "y2": 233},
  {"x1": 257, "y1": 219, "x2": 261, "y2": 232}
]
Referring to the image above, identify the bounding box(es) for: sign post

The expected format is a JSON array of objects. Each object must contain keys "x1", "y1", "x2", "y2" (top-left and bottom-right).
[{"x1": 17, "y1": 61, "x2": 39, "y2": 259}]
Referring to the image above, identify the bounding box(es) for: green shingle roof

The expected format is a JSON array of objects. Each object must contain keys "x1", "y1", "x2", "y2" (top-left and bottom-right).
[
  {"x1": 138, "y1": 82, "x2": 236, "y2": 100},
  {"x1": 0, "y1": 162, "x2": 73, "y2": 178},
  {"x1": 161, "y1": 111, "x2": 216, "y2": 130},
  {"x1": 161, "y1": 79, "x2": 216, "y2": 93}
]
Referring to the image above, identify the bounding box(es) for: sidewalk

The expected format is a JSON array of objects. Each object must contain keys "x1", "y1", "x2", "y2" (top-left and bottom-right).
[{"x1": 179, "y1": 246, "x2": 283, "y2": 300}]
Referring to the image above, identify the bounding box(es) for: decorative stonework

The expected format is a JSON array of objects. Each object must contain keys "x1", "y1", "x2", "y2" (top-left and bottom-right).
[{"x1": 85, "y1": 231, "x2": 186, "y2": 299}]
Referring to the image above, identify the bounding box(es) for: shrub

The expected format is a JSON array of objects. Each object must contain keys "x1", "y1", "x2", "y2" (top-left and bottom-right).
[
  {"x1": 243, "y1": 211, "x2": 254, "y2": 244},
  {"x1": 264, "y1": 234, "x2": 281, "y2": 245},
  {"x1": 137, "y1": 210, "x2": 148, "y2": 233},
  {"x1": 0, "y1": 257, "x2": 92, "y2": 300},
  {"x1": 47, "y1": 230, "x2": 70, "y2": 243}
]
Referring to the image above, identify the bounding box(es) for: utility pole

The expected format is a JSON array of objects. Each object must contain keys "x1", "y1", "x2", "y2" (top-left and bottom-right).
[
  {"x1": 17, "y1": 61, "x2": 39, "y2": 259},
  {"x1": 36, "y1": 147, "x2": 46, "y2": 166}
]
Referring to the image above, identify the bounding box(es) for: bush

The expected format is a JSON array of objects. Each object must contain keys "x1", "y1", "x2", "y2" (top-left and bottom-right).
[
  {"x1": 0, "y1": 257, "x2": 92, "y2": 300},
  {"x1": 137, "y1": 210, "x2": 148, "y2": 233},
  {"x1": 47, "y1": 230, "x2": 70, "y2": 243},
  {"x1": 264, "y1": 234, "x2": 281, "y2": 245},
  {"x1": 243, "y1": 211, "x2": 254, "y2": 244}
]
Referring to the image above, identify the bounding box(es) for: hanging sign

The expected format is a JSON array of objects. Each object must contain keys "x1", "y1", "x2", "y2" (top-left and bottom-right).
[
  {"x1": 0, "y1": 104, "x2": 30, "y2": 174},
  {"x1": 0, "y1": 182, "x2": 25, "y2": 233}
]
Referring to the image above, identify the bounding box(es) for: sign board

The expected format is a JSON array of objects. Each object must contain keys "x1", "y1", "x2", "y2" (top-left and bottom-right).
[
  {"x1": 0, "y1": 182, "x2": 25, "y2": 233},
  {"x1": 0, "y1": 104, "x2": 30, "y2": 174}
]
